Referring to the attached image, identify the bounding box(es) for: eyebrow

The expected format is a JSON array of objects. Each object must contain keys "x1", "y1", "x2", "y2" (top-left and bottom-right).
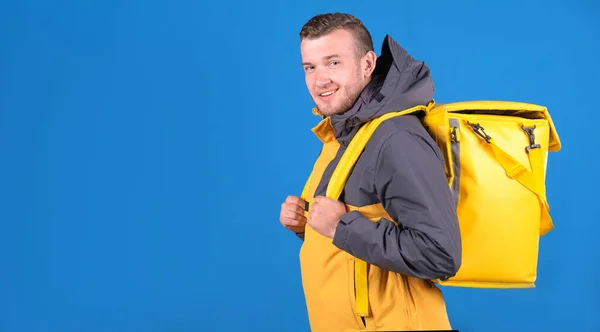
[{"x1": 302, "y1": 54, "x2": 341, "y2": 66}]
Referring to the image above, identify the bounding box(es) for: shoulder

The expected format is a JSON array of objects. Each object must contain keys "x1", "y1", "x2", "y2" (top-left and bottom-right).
[{"x1": 366, "y1": 114, "x2": 444, "y2": 163}]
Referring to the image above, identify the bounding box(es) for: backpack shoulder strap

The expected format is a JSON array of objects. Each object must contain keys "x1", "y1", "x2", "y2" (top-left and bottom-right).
[
  {"x1": 326, "y1": 103, "x2": 431, "y2": 200},
  {"x1": 326, "y1": 102, "x2": 431, "y2": 317}
]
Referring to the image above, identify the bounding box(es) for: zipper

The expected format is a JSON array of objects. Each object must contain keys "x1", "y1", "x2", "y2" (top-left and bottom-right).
[
  {"x1": 402, "y1": 276, "x2": 415, "y2": 329},
  {"x1": 351, "y1": 261, "x2": 367, "y2": 330}
]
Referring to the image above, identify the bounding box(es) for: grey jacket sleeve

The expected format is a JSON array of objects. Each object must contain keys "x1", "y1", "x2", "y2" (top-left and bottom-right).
[{"x1": 332, "y1": 129, "x2": 462, "y2": 280}]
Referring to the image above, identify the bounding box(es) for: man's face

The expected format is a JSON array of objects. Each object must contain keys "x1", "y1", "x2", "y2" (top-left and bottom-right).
[{"x1": 301, "y1": 29, "x2": 371, "y2": 116}]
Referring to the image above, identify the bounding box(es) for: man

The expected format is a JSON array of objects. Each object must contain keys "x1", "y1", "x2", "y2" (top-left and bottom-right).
[{"x1": 279, "y1": 13, "x2": 462, "y2": 331}]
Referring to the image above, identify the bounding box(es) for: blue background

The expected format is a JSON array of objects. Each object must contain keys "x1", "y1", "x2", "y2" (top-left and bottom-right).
[{"x1": 1, "y1": 0, "x2": 598, "y2": 331}]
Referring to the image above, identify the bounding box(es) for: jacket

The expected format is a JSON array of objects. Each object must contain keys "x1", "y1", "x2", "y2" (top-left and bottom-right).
[{"x1": 298, "y1": 35, "x2": 462, "y2": 331}]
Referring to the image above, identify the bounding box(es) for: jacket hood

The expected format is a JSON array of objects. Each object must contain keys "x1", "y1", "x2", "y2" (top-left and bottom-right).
[{"x1": 325, "y1": 34, "x2": 435, "y2": 145}]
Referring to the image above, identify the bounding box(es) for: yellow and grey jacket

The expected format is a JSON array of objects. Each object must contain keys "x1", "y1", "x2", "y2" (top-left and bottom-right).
[{"x1": 298, "y1": 35, "x2": 462, "y2": 331}]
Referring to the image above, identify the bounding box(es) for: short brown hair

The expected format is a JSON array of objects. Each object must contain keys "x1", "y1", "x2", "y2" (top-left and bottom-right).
[{"x1": 299, "y1": 13, "x2": 374, "y2": 56}]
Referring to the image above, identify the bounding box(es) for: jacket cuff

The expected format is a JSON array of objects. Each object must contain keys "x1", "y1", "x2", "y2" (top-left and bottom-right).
[{"x1": 332, "y1": 211, "x2": 365, "y2": 251}]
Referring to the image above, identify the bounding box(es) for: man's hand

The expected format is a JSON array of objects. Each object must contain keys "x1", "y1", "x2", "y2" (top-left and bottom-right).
[
  {"x1": 280, "y1": 196, "x2": 307, "y2": 233},
  {"x1": 307, "y1": 195, "x2": 347, "y2": 239}
]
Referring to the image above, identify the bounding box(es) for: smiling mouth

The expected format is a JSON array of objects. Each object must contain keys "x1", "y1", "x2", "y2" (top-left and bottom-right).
[{"x1": 319, "y1": 89, "x2": 338, "y2": 97}]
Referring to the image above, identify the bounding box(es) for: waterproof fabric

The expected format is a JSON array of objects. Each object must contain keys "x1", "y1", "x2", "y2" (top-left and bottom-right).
[
  {"x1": 298, "y1": 35, "x2": 461, "y2": 332},
  {"x1": 323, "y1": 99, "x2": 562, "y2": 315},
  {"x1": 421, "y1": 101, "x2": 561, "y2": 288}
]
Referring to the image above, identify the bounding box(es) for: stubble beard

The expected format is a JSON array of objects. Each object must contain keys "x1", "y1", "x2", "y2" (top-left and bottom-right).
[{"x1": 315, "y1": 75, "x2": 365, "y2": 117}]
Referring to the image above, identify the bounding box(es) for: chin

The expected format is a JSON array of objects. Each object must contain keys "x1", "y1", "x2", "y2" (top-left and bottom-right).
[
  {"x1": 316, "y1": 107, "x2": 338, "y2": 116},
  {"x1": 314, "y1": 102, "x2": 341, "y2": 116}
]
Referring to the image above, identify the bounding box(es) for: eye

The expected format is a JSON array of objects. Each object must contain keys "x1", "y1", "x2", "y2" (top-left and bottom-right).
[
  {"x1": 304, "y1": 65, "x2": 315, "y2": 72},
  {"x1": 329, "y1": 61, "x2": 339, "y2": 67}
]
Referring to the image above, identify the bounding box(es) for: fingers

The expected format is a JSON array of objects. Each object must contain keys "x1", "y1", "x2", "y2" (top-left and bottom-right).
[
  {"x1": 309, "y1": 197, "x2": 326, "y2": 213},
  {"x1": 281, "y1": 200, "x2": 305, "y2": 216},
  {"x1": 284, "y1": 224, "x2": 305, "y2": 233},
  {"x1": 315, "y1": 196, "x2": 328, "y2": 203},
  {"x1": 286, "y1": 195, "x2": 306, "y2": 208},
  {"x1": 280, "y1": 215, "x2": 306, "y2": 227},
  {"x1": 280, "y1": 196, "x2": 307, "y2": 232},
  {"x1": 280, "y1": 214, "x2": 306, "y2": 233},
  {"x1": 280, "y1": 208, "x2": 306, "y2": 222}
]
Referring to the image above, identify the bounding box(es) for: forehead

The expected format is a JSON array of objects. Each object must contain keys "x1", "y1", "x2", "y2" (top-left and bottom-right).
[{"x1": 300, "y1": 29, "x2": 356, "y2": 62}]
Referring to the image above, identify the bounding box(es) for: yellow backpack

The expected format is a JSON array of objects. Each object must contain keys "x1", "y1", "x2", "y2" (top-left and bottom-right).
[{"x1": 325, "y1": 100, "x2": 562, "y2": 293}]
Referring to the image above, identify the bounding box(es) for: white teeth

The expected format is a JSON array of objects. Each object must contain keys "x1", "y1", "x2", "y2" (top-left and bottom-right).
[{"x1": 320, "y1": 90, "x2": 336, "y2": 96}]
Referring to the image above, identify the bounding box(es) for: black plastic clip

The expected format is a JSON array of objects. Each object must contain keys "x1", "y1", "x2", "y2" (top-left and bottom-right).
[
  {"x1": 450, "y1": 127, "x2": 458, "y2": 143},
  {"x1": 521, "y1": 125, "x2": 541, "y2": 153},
  {"x1": 467, "y1": 122, "x2": 491, "y2": 143}
]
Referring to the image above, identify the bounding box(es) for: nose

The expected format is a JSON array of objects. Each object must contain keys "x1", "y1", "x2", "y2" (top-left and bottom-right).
[{"x1": 314, "y1": 67, "x2": 332, "y2": 88}]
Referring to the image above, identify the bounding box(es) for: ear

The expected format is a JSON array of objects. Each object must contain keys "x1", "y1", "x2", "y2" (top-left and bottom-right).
[{"x1": 361, "y1": 50, "x2": 377, "y2": 78}]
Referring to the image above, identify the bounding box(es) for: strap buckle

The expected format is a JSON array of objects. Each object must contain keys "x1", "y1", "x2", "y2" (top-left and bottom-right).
[
  {"x1": 467, "y1": 121, "x2": 491, "y2": 143},
  {"x1": 521, "y1": 125, "x2": 541, "y2": 153}
]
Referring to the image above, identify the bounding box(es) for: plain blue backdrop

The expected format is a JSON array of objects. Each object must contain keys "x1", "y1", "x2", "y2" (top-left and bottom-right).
[{"x1": 1, "y1": 0, "x2": 599, "y2": 331}]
